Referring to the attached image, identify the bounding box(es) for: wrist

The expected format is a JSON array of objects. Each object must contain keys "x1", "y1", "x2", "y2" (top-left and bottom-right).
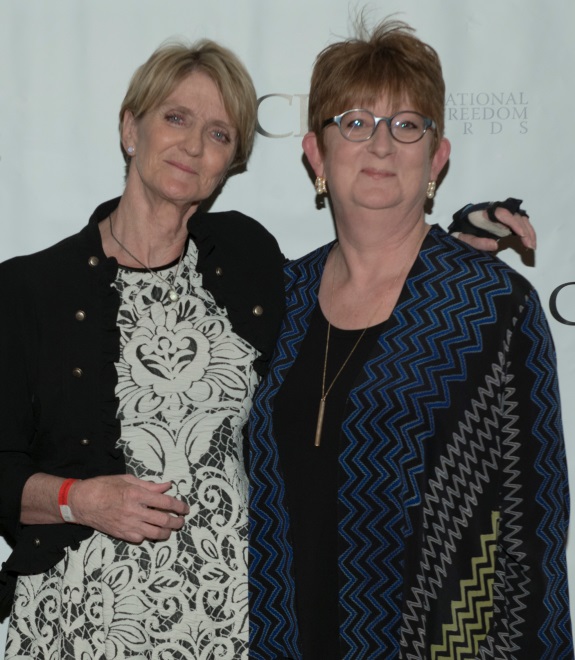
[{"x1": 58, "y1": 478, "x2": 80, "y2": 523}]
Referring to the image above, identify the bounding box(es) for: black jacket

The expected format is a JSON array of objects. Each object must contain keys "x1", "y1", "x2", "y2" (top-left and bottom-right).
[{"x1": 0, "y1": 197, "x2": 285, "y2": 606}]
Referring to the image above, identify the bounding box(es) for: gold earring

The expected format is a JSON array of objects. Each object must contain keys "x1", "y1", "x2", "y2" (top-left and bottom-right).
[
  {"x1": 315, "y1": 176, "x2": 327, "y2": 195},
  {"x1": 426, "y1": 181, "x2": 436, "y2": 199}
]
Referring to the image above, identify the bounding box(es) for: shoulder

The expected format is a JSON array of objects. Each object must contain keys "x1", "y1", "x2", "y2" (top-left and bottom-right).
[
  {"x1": 286, "y1": 241, "x2": 332, "y2": 268},
  {"x1": 0, "y1": 230, "x2": 87, "y2": 290},
  {"x1": 188, "y1": 208, "x2": 286, "y2": 301},
  {"x1": 0, "y1": 198, "x2": 118, "y2": 274},
  {"x1": 188, "y1": 208, "x2": 285, "y2": 285},
  {"x1": 283, "y1": 241, "x2": 334, "y2": 287},
  {"x1": 0, "y1": 199, "x2": 116, "y2": 296},
  {"x1": 426, "y1": 224, "x2": 535, "y2": 297},
  {"x1": 189, "y1": 209, "x2": 282, "y2": 255},
  {"x1": 188, "y1": 210, "x2": 286, "y2": 374}
]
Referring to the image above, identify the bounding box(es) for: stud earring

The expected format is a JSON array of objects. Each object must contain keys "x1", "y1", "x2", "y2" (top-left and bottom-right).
[
  {"x1": 127, "y1": 146, "x2": 135, "y2": 155},
  {"x1": 315, "y1": 176, "x2": 327, "y2": 195},
  {"x1": 426, "y1": 180, "x2": 436, "y2": 199}
]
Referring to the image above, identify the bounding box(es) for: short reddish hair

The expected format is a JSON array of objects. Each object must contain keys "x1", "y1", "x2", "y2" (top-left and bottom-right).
[{"x1": 308, "y1": 19, "x2": 445, "y2": 153}]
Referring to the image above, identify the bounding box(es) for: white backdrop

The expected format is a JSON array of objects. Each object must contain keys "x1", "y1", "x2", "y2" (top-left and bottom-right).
[{"x1": 1, "y1": 0, "x2": 574, "y2": 651}]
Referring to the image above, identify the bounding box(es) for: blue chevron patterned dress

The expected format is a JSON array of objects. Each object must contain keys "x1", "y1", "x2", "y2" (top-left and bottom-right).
[{"x1": 248, "y1": 225, "x2": 573, "y2": 660}]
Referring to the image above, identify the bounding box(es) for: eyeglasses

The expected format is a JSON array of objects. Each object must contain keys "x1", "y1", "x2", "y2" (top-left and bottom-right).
[{"x1": 322, "y1": 109, "x2": 436, "y2": 144}]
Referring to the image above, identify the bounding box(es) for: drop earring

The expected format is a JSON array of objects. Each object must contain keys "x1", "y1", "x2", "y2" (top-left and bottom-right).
[
  {"x1": 315, "y1": 176, "x2": 327, "y2": 195},
  {"x1": 426, "y1": 180, "x2": 436, "y2": 199}
]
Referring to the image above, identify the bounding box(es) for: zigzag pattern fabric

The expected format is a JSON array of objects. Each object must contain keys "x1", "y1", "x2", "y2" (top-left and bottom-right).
[{"x1": 248, "y1": 226, "x2": 572, "y2": 659}]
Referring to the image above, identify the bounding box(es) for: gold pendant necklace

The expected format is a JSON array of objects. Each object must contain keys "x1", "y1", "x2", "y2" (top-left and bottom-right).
[
  {"x1": 314, "y1": 246, "x2": 379, "y2": 447},
  {"x1": 314, "y1": 240, "x2": 417, "y2": 447}
]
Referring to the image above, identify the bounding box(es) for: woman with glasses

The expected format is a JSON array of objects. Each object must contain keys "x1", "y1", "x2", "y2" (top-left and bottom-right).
[{"x1": 247, "y1": 19, "x2": 572, "y2": 659}]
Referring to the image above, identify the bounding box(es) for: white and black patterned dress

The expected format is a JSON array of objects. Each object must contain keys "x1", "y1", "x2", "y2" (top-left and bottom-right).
[{"x1": 7, "y1": 242, "x2": 258, "y2": 659}]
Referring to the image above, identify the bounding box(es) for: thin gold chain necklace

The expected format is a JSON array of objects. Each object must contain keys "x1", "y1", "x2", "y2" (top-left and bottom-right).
[
  {"x1": 314, "y1": 241, "x2": 415, "y2": 447},
  {"x1": 108, "y1": 213, "x2": 187, "y2": 303}
]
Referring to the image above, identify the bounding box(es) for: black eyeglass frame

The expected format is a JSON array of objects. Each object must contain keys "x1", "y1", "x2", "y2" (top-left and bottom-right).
[{"x1": 321, "y1": 109, "x2": 436, "y2": 144}]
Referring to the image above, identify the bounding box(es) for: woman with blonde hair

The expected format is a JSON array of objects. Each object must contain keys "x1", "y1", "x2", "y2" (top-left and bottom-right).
[{"x1": 0, "y1": 40, "x2": 284, "y2": 658}]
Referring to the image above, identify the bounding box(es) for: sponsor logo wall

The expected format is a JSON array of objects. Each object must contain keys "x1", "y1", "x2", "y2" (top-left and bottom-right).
[{"x1": 1, "y1": 0, "x2": 573, "y2": 646}]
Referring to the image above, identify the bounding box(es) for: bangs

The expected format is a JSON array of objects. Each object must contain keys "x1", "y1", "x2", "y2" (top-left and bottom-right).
[{"x1": 320, "y1": 49, "x2": 427, "y2": 120}]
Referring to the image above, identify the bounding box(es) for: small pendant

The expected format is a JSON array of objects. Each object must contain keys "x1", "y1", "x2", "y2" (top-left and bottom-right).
[
  {"x1": 168, "y1": 289, "x2": 179, "y2": 302},
  {"x1": 314, "y1": 397, "x2": 326, "y2": 447}
]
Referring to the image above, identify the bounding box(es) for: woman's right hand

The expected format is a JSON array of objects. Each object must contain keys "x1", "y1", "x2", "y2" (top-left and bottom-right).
[
  {"x1": 69, "y1": 474, "x2": 190, "y2": 543},
  {"x1": 20, "y1": 472, "x2": 190, "y2": 543}
]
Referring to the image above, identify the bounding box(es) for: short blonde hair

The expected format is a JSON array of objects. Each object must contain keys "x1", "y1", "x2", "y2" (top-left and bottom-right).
[
  {"x1": 308, "y1": 19, "x2": 445, "y2": 154},
  {"x1": 119, "y1": 40, "x2": 257, "y2": 174}
]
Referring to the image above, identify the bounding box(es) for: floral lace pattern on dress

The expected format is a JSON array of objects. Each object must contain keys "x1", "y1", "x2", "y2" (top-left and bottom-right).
[{"x1": 7, "y1": 244, "x2": 258, "y2": 659}]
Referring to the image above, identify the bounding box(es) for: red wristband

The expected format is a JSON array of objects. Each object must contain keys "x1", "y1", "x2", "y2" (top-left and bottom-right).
[{"x1": 58, "y1": 478, "x2": 77, "y2": 523}]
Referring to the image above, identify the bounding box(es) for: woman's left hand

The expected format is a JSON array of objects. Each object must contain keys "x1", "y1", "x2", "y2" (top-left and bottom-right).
[{"x1": 457, "y1": 207, "x2": 537, "y2": 252}]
